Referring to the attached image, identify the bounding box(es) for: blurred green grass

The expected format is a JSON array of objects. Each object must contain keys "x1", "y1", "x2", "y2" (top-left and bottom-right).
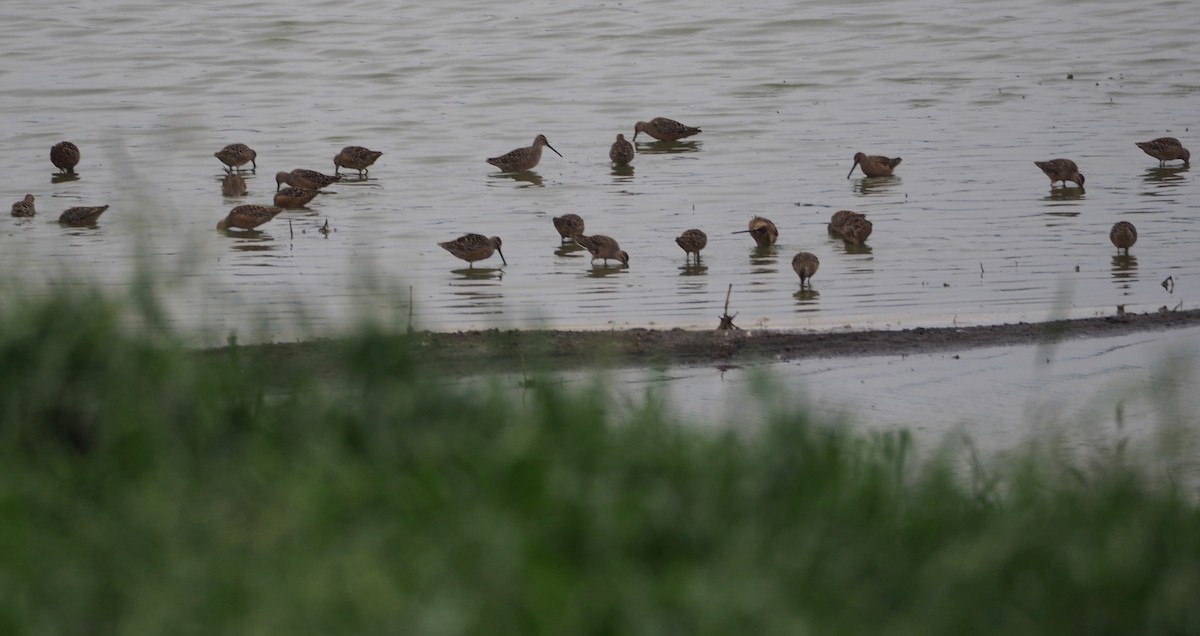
[{"x1": 1, "y1": 287, "x2": 1198, "y2": 636}]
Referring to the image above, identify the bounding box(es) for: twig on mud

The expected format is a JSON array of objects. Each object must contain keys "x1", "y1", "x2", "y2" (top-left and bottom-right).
[{"x1": 717, "y1": 284, "x2": 740, "y2": 330}]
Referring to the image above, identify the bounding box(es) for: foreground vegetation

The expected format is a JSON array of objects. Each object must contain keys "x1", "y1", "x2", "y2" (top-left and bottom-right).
[{"x1": 1, "y1": 289, "x2": 1198, "y2": 635}]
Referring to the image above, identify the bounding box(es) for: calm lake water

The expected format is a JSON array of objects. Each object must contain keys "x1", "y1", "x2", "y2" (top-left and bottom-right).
[{"x1": 1, "y1": 0, "x2": 1198, "y2": 341}]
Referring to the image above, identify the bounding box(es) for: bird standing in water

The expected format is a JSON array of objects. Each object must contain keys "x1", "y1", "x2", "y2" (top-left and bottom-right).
[
  {"x1": 1034, "y1": 158, "x2": 1085, "y2": 189},
  {"x1": 439, "y1": 234, "x2": 507, "y2": 268},
  {"x1": 487, "y1": 135, "x2": 562, "y2": 172},
  {"x1": 633, "y1": 117, "x2": 701, "y2": 142}
]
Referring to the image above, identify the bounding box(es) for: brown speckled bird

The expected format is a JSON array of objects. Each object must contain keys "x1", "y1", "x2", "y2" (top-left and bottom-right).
[
  {"x1": 1110, "y1": 221, "x2": 1137, "y2": 255},
  {"x1": 792, "y1": 252, "x2": 820, "y2": 289},
  {"x1": 827, "y1": 210, "x2": 866, "y2": 236},
  {"x1": 552, "y1": 214, "x2": 585, "y2": 242},
  {"x1": 487, "y1": 134, "x2": 562, "y2": 172},
  {"x1": 675, "y1": 229, "x2": 708, "y2": 264},
  {"x1": 214, "y1": 143, "x2": 257, "y2": 171},
  {"x1": 839, "y1": 217, "x2": 874, "y2": 245},
  {"x1": 221, "y1": 169, "x2": 248, "y2": 197},
  {"x1": 275, "y1": 169, "x2": 341, "y2": 192},
  {"x1": 1135, "y1": 137, "x2": 1189, "y2": 167},
  {"x1": 273, "y1": 187, "x2": 319, "y2": 209},
  {"x1": 575, "y1": 234, "x2": 629, "y2": 266},
  {"x1": 217, "y1": 205, "x2": 283, "y2": 230},
  {"x1": 439, "y1": 234, "x2": 506, "y2": 268},
  {"x1": 1035, "y1": 158, "x2": 1085, "y2": 189},
  {"x1": 609, "y1": 134, "x2": 634, "y2": 165},
  {"x1": 847, "y1": 152, "x2": 902, "y2": 178},
  {"x1": 11, "y1": 194, "x2": 35, "y2": 218},
  {"x1": 334, "y1": 146, "x2": 383, "y2": 176},
  {"x1": 59, "y1": 205, "x2": 109, "y2": 226},
  {"x1": 732, "y1": 216, "x2": 778, "y2": 248},
  {"x1": 50, "y1": 141, "x2": 80, "y2": 174},
  {"x1": 633, "y1": 117, "x2": 701, "y2": 142}
]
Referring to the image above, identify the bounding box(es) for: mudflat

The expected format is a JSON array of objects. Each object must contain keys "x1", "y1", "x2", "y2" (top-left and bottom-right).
[{"x1": 216, "y1": 308, "x2": 1200, "y2": 377}]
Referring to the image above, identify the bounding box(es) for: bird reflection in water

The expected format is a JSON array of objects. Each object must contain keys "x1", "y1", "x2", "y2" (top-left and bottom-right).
[
  {"x1": 51, "y1": 172, "x2": 81, "y2": 185},
  {"x1": 679, "y1": 262, "x2": 709, "y2": 276},
  {"x1": 842, "y1": 242, "x2": 873, "y2": 256},
  {"x1": 1142, "y1": 166, "x2": 1187, "y2": 184},
  {"x1": 1111, "y1": 255, "x2": 1138, "y2": 290},
  {"x1": 794, "y1": 288, "x2": 820, "y2": 305},
  {"x1": 633, "y1": 140, "x2": 701, "y2": 155},
  {"x1": 451, "y1": 267, "x2": 504, "y2": 281},
  {"x1": 490, "y1": 171, "x2": 544, "y2": 188},
  {"x1": 610, "y1": 164, "x2": 634, "y2": 179},
  {"x1": 554, "y1": 242, "x2": 586, "y2": 258},
  {"x1": 851, "y1": 176, "x2": 900, "y2": 196},
  {"x1": 585, "y1": 264, "x2": 627, "y2": 279}
]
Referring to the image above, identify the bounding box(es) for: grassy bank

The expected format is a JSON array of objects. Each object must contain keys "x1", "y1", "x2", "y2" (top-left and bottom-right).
[{"x1": 1, "y1": 289, "x2": 1198, "y2": 635}]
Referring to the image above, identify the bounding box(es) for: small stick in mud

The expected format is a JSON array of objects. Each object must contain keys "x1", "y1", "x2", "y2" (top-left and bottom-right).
[{"x1": 717, "y1": 284, "x2": 740, "y2": 330}]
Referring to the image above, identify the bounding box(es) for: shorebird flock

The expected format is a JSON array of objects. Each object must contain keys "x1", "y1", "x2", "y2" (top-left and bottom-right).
[{"x1": 13, "y1": 120, "x2": 1187, "y2": 291}]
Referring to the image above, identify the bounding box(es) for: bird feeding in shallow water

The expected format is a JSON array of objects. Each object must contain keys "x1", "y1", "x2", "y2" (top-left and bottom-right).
[
  {"x1": 334, "y1": 146, "x2": 383, "y2": 176},
  {"x1": 632, "y1": 117, "x2": 701, "y2": 142},
  {"x1": 59, "y1": 205, "x2": 109, "y2": 226},
  {"x1": 1110, "y1": 221, "x2": 1137, "y2": 255},
  {"x1": 1135, "y1": 137, "x2": 1189, "y2": 167},
  {"x1": 275, "y1": 169, "x2": 341, "y2": 192},
  {"x1": 552, "y1": 214, "x2": 584, "y2": 243},
  {"x1": 609, "y1": 134, "x2": 634, "y2": 165},
  {"x1": 574, "y1": 234, "x2": 629, "y2": 266},
  {"x1": 675, "y1": 229, "x2": 708, "y2": 264},
  {"x1": 273, "y1": 187, "x2": 319, "y2": 209},
  {"x1": 792, "y1": 252, "x2": 820, "y2": 289},
  {"x1": 221, "y1": 169, "x2": 247, "y2": 196},
  {"x1": 839, "y1": 217, "x2": 873, "y2": 245},
  {"x1": 11, "y1": 194, "x2": 35, "y2": 218},
  {"x1": 486, "y1": 134, "x2": 562, "y2": 172},
  {"x1": 847, "y1": 152, "x2": 901, "y2": 178},
  {"x1": 50, "y1": 141, "x2": 80, "y2": 174},
  {"x1": 731, "y1": 216, "x2": 778, "y2": 248},
  {"x1": 1034, "y1": 158, "x2": 1085, "y2": 189},
  {"x1": 214, "y1": 143, "x2": 257, "y2": 171},
  {"x1": 439, "y1": 234, "x2": 506, "y2": 268},
  {"x1": 216, "y1": 205, "x2": 283, "y2": 231}
]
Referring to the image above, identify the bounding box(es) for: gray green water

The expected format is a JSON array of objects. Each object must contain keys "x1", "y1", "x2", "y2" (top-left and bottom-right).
[{"x1": 1, "y1": 0, "x2": 1197, "y2": 340}]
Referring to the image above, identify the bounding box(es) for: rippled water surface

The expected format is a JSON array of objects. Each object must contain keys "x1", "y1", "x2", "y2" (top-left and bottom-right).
[{"x1": 2, "y1": 0, "x2": 1197, "y2": 339}]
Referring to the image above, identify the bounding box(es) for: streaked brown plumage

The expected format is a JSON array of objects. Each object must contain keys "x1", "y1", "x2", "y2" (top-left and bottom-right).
[
  {"x1": 839, "y1": 217, "x2": 874, "y2": 245},
  {"x1": 216, "y1": 205, "x2": 283, "y2": 231},
  {"x1": 1135, "y1": 137, "x2": 1189, "y2": 167},
  {"x1": 59, "y1": 205, "x2": 109, "y2": 226},
  {"x1": 609, "y1": 134, "x2": 634, "y2": 165},
  {"x1": 1110, "y1": 221, "x2": 1137, "y2": 255},
  {"x1": 438, "y1": 234, "x2": 506, "y2": 268},
  {"x1": 275, "y1": 169, "x2": 341, "y2": 192},
  {"x1": 792, "y1": 252, "x2": 820, "y2": 288},
  {"x1": 847, "y1": 152, "x2": 902, "y2": 178},
  {"x1": 575, "y1": 234, "x2": 629, "y2": 266},
  {"x1": 633, "y1": 117, "x2": 701, "y2": 142},
  {"x1": 827, "y1": 210, "x2": 866, "y2": 236},
  {"x1": 214, "y1": 143, "x2": 257, "y2": 171},
  {"x1": 221, "y1": 169, "x2": 248, "y2": 197},
  {"x1": 11, "y1": 194, "x2": 35, "y2": 218},
  {"x1": 274, "y1": 187, "x2": 319, "y2": 209},
  {"x1": 552, "y1": 214, "x2": 585, "y2": 242},
  {"x1": 50, "y1": 141, "x2": 80, "y2": 174},
  {"x1": 1034, "y1": 158, "x2": 1085, "y2": 189},
  {"x1": 675, "y1": 228, "x2": 708, "y2": 263},
  {"x1": 487, "y1": 134, "x2": 562, "y2": 172},
  {"x1": 732, "y1": 216, "x2": 778, "y2": 248},
  {"x1": 334, "y1": 146, "x2": 383, "y2": 176}
]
